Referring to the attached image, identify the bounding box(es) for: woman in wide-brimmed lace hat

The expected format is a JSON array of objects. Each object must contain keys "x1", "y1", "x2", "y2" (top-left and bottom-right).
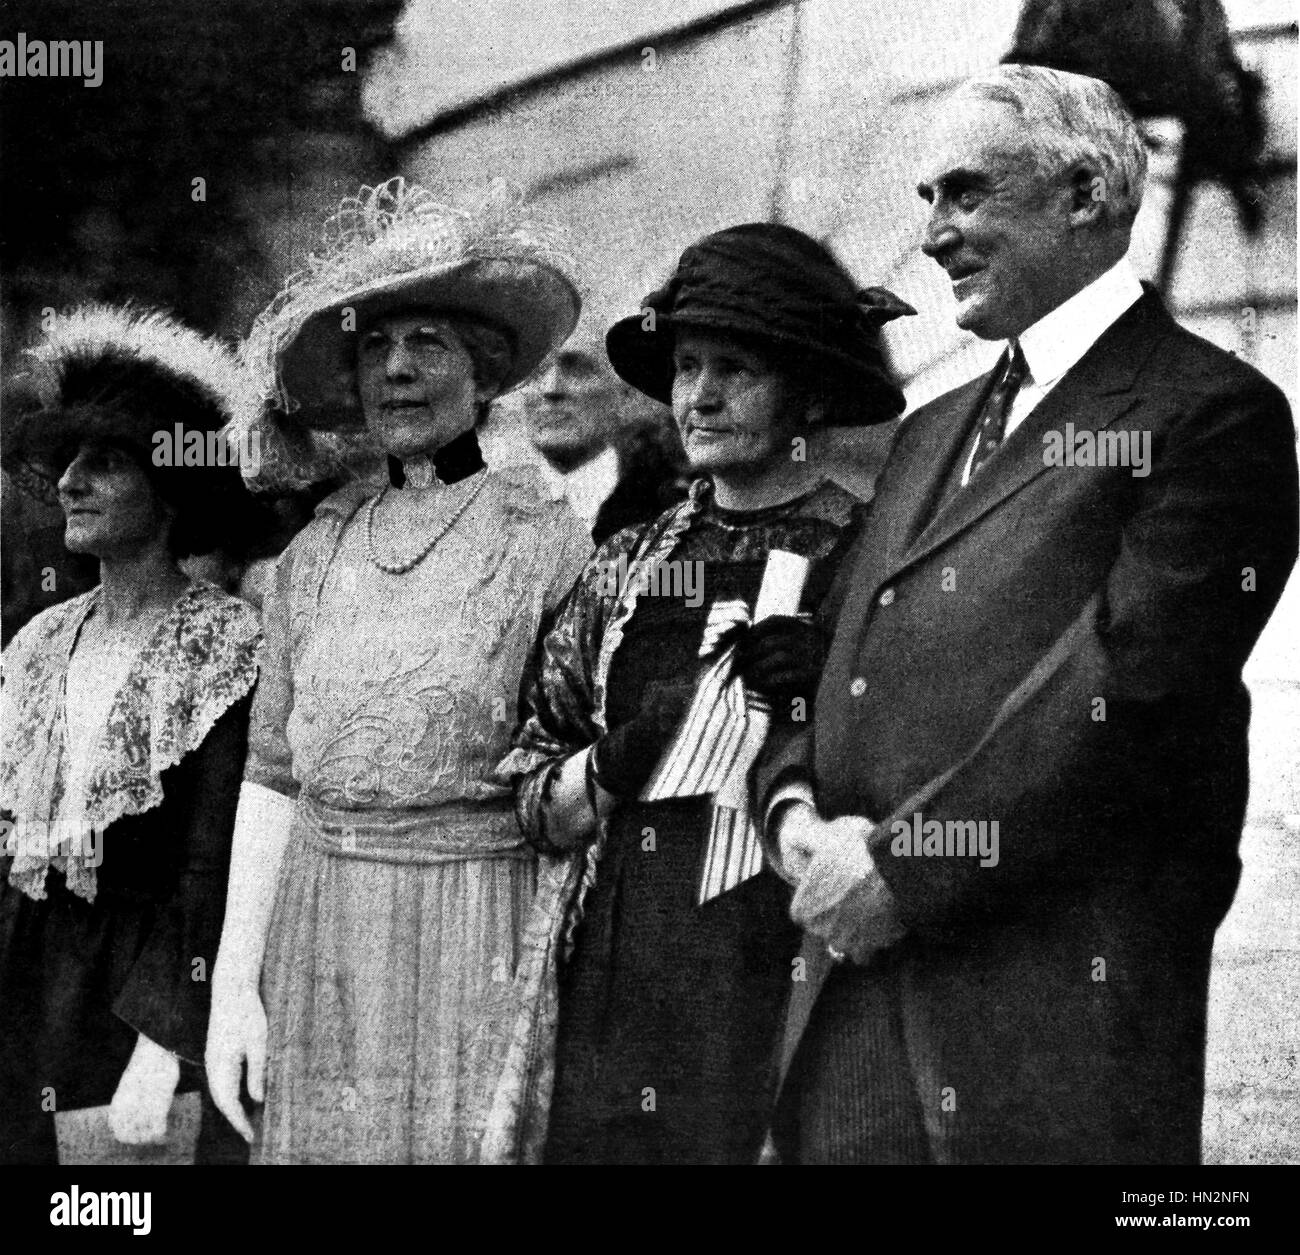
[{"x1": 204, "y1": 179, "x2": 593, "y2": 1164}]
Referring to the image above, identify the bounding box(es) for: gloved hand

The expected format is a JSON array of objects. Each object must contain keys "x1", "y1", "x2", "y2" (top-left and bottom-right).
[
  {"x1": 589, "y1": 679, "x2": 696, "y2": 798},
  {"x1": 727, "y1": 614, "x2": 825, "y2": 718},
  {"x1": 109, "y1": 1033, "x2": 181, "y2": 1145},
  {"x1": 206, "y1": 980, "x2": 267, "y2": 1144}
]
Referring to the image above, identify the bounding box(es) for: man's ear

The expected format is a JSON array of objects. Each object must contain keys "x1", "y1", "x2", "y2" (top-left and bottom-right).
[{"x1": 1067, "y1": 162, "x2": 1108, "y2": 229}]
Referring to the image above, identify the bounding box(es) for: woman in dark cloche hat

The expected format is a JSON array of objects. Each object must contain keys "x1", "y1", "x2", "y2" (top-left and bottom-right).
[
  {"x1": 486, "y1": 222, "x2": 915, "y2": 1164},
  {"x1": 0, "y1": 304, "x2": 262, "y2": 1165}
]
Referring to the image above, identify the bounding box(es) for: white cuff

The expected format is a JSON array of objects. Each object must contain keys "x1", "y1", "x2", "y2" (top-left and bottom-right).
[
  {"x1": 762, "y1": 780, "x2": 819, "y2": 885},
  {"x1": 765, "y1": 780, "x2": 817, "y2": 828}
]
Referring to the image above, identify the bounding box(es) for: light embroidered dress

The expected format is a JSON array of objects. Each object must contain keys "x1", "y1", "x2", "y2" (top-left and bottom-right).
[{"x1": 246, "y1": 463, "x2": 591, "y2": 1165}]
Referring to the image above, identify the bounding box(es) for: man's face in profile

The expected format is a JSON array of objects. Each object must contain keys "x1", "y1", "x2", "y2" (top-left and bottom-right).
[
  {"x1": 916, "y1": 97, "x2": 1076, "y2": 340},
  {"x1": 523, "y1": 338, "x2": 622, "y2": 466}
]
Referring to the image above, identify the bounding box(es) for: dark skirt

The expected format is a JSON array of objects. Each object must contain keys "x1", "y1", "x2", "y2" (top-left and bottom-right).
[
  {"x1": 0, "y1": 699, "x2": 252, "y2": 1166},
  {"x1": 0, "y1": 877, "x2": 246, "y2": 1165},
  {"x1": 544, "y1": 796, "x2": 802, "y2": 1165}
]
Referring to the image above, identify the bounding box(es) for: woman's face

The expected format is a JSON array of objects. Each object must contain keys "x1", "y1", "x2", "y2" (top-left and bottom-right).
[
  {"x1": 356, "y1": 311, "x2": 491, "y2": 458},
  {"x1": 56, "y1": 441, "x2": 172, "y2": 558},
  {"x1": 670, "y1": 331, "x2": 803, "y2": 479}
]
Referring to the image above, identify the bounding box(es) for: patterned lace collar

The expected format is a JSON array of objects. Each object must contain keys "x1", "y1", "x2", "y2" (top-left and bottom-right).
[{"x1": 1, "y1": 582, "x2": 261, "y2": 901}]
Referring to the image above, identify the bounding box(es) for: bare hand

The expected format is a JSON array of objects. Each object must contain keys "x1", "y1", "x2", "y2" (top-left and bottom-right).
[
  {"x1": 204, "y1": 981, "x2": 266, "y2": 1144},
  {"x1": 775, "y1": 802, "x2": 818, "y2": 882},
  {"x1": 789, "y1": 814, "x2": 875, "y2": 916},
  {"x1": 787, "y1": 813, "x2": 906, "y2": 962},
  {"x1": 109, "y1": 1034, "x2": 181, "y2": 1145}
]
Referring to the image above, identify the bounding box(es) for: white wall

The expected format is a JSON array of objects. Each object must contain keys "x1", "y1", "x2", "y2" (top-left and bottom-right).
[
  {"x1": 399, "y1": 3, "x2": 799, "y2": 339},
  {"x1": 365, "y1": 0, "x2": 764, "y2": 136}
]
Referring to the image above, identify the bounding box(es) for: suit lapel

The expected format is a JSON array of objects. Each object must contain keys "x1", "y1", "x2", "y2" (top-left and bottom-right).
[
  {"x1": 878, "y1": 372, "x2": 993, "y2": 570},
  {"x1": 891, "y1": 289, "x2": 1172, "y2": 577},
  {"x1": 825, "y1": 372, "x2": 991, "y2": 640}
]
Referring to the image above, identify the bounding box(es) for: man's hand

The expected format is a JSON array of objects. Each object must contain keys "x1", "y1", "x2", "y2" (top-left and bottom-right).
[
  {"x1": 772, "y1": 799, "x2": 825, "y2": 882},
  {"x1": 774, "y1": 804, "x2": 906, "y2": 962},
  {"x1": 109, "y1": 1033, "x2": 181, "y2": 1145}
]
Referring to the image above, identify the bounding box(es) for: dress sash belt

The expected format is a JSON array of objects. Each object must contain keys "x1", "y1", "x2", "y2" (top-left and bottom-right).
[{"x1": 296, "y1": 797, "x2": 530, "y2": 865}]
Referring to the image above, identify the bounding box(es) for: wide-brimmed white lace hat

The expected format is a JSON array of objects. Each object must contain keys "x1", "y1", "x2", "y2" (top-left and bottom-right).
[{"x1": 242, "y1": 179, "x2": 579, "y2": 455}]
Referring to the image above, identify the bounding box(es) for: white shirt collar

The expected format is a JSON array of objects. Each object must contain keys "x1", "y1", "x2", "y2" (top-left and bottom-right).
[
  {"x1": 539, "y1": 444, "x2": 621, "y2": 526},
  {"x1": 1014, "y1": 257, "x2": 1144, "y2": 388}
]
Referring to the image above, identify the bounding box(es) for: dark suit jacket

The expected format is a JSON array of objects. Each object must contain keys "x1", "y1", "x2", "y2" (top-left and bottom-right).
[{"x1": 757, "y1": 289, "x2": 1298, "y2": 1163}]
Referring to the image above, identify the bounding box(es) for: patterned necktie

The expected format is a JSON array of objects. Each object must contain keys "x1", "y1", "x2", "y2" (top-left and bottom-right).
[{"x1": 968, "y1": 341, "x2": 1029, "y2": 480}]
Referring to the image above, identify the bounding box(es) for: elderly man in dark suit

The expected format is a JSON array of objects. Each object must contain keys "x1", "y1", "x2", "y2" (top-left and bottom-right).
[{"x1": 757, "y1": 63, "x2": 1298, "y2": 1165}]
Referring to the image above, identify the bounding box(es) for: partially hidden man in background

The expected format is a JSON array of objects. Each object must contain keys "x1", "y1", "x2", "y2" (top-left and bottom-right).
[
  {"x1": 757, "y1": 64, "x2": 1299, "y2": 1165},
  {"x1": 516, "y1": 326, "x2": 686, "y2": 545}
]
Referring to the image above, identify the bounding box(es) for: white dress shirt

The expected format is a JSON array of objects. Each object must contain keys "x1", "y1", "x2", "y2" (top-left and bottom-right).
[
  {"x1": 960, "y1": 257, "x2": 1145, "y2": 485},
  {"x1": 539, "y1": 444, "x2": 621, "y2": 528}
]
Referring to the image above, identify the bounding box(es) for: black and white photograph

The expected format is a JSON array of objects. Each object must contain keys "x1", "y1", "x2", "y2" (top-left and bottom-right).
[{"x1": 0, "y1": 0, "x2": 1296, "y2": 1226}]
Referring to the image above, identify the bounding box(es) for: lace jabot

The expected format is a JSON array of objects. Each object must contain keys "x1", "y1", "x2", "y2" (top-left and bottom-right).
[{"x1": 1, "y1": 582, "x2": 261, "y2": 901}]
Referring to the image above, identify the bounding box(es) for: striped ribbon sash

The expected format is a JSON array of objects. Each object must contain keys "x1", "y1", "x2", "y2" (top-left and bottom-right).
[
  {"x1": 697, "y1": 771, "x2": 768, "y2": 906},
  {"x1": 641, "y1": 599, "x2": 769, "y2": 905}
]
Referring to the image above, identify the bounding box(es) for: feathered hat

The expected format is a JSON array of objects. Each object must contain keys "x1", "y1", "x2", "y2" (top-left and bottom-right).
[
  {"x1": 237, "y1": 177, "x2": 582, "y2": 491},
  {"x1": 1, "y1": 303, "x2": 265, "y2": 554}
]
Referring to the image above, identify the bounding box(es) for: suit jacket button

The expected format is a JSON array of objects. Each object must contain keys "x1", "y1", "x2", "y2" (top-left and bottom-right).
[
  {"x1": 849, "y1": 677, "x2": 867, "y2": 697},
  {"x1": 877, "y1": 587, "x2": 895, "y2": 607}
]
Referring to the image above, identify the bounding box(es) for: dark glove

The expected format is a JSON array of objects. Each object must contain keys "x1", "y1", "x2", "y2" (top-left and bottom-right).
[
  {"x1": 589, "y1": 680, "x2": 695, "y2": 798},
  {"x1": 728, "y1": 614, "x2": 825, "y2": 719}
]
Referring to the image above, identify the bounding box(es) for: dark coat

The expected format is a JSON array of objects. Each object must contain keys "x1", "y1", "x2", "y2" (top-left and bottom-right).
[
  {"x1": 0, "y1": 698, "x2": 251, "y2": 1164},
  {"x1": 758, "y1": 289, "x2": 1299, "y2": 1164}
]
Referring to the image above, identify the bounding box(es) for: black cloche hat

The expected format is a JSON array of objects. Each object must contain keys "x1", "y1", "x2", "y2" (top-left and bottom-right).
[{"x1": 605, "y1": 222, "x2": 916, "y2": 425}]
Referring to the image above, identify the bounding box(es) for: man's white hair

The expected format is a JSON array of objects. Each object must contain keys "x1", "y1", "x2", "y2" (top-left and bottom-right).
[{"x1": 956, "y1": 64, "x2": 1148, "y2": 228}]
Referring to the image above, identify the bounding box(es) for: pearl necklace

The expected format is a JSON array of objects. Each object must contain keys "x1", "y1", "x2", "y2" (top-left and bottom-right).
[{"x1": 364, "y1": 474, "x2": 486, "y2": 575}]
